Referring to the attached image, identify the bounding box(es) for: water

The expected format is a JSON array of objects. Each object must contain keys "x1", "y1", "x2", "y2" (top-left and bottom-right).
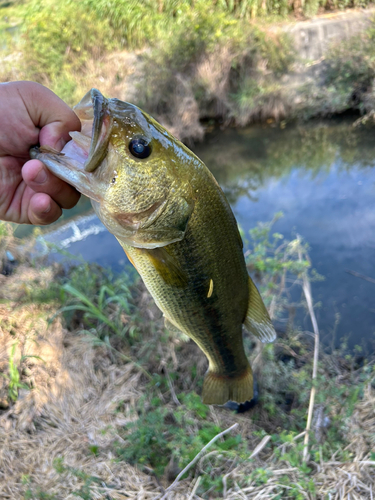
[
  {"x1": 24, "y1": 120, "x2": 375, "y2": 349},
  {"x1": 195, "y1": 121, "x2": 375, "y2": 349}
]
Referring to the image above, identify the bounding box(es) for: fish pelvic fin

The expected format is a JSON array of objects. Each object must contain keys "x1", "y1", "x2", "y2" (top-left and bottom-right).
[
  {"x1": 244, "y1": 276, "x2": 277, "y2": 343},
  {"x1": 202, "y1": 364, "x2": 253, "y2": 405},
  {"x1": 164, "y1": 316, "x2": 190, "y2": 342}
]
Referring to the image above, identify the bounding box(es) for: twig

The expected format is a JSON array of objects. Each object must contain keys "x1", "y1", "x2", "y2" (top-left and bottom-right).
[
  {"x1": 346, "y1": 269, "x2": 375, "y2": 285},
  {"x1": 249, "y1": 435, "x2": 271, "y2": 459},
  {"x1": 274, "y1": 431, "x2": 306, "y2": 451},
  {"x1": 292, "y1": 431, "x2": 306, "y2": 441},
  {"x1": 157, "y1": 423, "x2": 239, "y2": 499},
  {"x1": 297, "y1": 236, "x2": 320, "y2": 463},
  {"x1": 188, "y1": 476, "x2": 201, "y2": 500},
  {"x1": 274, "y1": 343, "x2": 299, "y2": 358}
]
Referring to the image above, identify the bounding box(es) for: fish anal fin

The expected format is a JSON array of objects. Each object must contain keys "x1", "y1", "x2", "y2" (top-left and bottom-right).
[
  {"x1": 202, "y1": 364, "x2": 253, "y2": 405},
  {"x1": 143, "y1": 247, "x2": 188, "y2": 288},
  {"x1": 164, "y1": 316, "x2": 190, "y2": 342},
  {"x1": 244, "y1": 277, "x2": 276, "y2": 343}
]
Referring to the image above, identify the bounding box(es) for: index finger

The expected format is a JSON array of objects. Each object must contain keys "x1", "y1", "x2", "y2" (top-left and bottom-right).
[{"x1": 12, "y1": 81, "x2": 81, "y2": 150}]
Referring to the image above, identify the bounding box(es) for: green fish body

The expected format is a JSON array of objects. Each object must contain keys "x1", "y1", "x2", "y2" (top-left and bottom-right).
[{"x1": 31, "y1": 89, "x2": 276, "y2": 404}]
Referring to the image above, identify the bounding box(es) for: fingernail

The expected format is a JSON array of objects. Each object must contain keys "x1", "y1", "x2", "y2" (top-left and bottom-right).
[
  {"x1": 55, "y1": 138, "x2": 67, "y2": 151},
  {"x1": 42, "y1": 203, "x2": 51, "y2": 214},
  {"x1": 34, "y1": 168, "x2": 48, "y2": 184}
]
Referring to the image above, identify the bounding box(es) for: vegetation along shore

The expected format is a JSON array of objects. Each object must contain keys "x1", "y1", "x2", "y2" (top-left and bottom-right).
[{"x1": 2, "y1": 0, "x2": 375, "y2": 141}]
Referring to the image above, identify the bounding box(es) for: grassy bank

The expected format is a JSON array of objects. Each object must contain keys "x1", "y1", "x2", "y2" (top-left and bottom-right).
[
  {"x1": 0, "y1": 219, "x2": 374, "y2": 498},
  {"x1": 2, "y1": 1, "x2": 375, "y2": 141}
]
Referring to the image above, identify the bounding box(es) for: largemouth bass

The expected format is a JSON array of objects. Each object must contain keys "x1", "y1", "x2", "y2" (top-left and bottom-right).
[{"x1": 31, "y1": 89, "x2": 276, "y2": 405}]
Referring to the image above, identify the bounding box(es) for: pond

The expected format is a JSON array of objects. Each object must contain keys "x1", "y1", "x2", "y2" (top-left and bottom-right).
[{"x1": 17, "y1": 119, "x2": 375, "y2": 350}]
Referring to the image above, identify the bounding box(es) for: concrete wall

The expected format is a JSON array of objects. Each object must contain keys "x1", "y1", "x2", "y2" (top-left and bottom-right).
[{"x1": 286, "y1": 9, "x2": 375, "y2": 61}]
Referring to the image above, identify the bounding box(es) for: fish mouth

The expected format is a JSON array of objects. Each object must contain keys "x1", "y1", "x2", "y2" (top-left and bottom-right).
[
  {"x1": 74, "y1": 88, "x2": 113, "y2": 173},
  {"x1": 30, "y1": 89, "x2": 112, "y2": 202}
]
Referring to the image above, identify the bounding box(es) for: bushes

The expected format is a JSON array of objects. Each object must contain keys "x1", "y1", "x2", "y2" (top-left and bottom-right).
[
  {"x1": 3, "y1": 0, "x2": 375, "y2": 134},
  {"x1": 15, "y1": 0, "x2": 112, "y2": 101},
  {"x1": 136, "y1": 5, "x2": 295, "y2": 140},
  {"x1": 1, "y1": 0, "x2": 295, "y2": 115},
  {"x1": 294, "y1": 26, "x2": 375, "y2": 120},
  {"x1": 325, "y1": 30, "x2": 375, "y2": 112}
]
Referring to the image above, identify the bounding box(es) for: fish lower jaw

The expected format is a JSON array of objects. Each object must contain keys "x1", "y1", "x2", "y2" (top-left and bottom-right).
[{"x1": 29, "y1": 147, "x2": 102, "y2": 203}]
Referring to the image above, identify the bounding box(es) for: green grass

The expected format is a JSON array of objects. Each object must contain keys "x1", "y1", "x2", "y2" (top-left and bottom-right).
[{"x1": 1, "y1": 342, "x2": 43, "y2": 402}]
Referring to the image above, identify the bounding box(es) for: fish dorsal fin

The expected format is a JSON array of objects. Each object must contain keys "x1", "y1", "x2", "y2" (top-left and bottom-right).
[
  {"x1": 244, "y1": 277, "x2": 276, "y2": 343},
  {"x1": 143, "y1": 247, "x2": 188, "y2": 288}
]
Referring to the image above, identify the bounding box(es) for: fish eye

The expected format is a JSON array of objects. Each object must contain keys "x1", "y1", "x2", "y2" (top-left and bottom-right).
[{"x1": 128, "y1": 137, "x2": 152, "y2": 159}]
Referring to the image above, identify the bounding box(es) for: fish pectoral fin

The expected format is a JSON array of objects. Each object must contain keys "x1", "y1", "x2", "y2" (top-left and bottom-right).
[
  {"x1": 143, "y1": 247, "x2": 188, "y2": 288},
  {"x1": 202, "y1": 364, "x2": 253, "y2": 405},
  {"x1": 164, "y1": 316, "x2": 190, "y2": 342},
  {"x1": 243, "y1": 277, "x2": 276, "y2": 343}
]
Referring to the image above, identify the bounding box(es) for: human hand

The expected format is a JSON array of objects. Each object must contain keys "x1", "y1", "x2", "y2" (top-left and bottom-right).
[{"x1": 0, "y1": 81, "x2": 81, "y2": 225}]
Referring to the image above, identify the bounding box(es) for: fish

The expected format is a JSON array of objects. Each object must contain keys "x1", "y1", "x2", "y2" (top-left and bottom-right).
[{"x1": 30, "y1": 89, "x2": 276, "y2": 405}]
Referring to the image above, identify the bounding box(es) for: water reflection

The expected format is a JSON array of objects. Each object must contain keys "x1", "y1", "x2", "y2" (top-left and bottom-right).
[
  {"x1": 198, "y1": 122, "x2": 375, "y2": 203},
  {"x1": 195, "y1": 120, "x2": 375, "y2": 349}
]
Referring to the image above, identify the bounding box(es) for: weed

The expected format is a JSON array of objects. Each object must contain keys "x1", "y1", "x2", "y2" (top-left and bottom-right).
[
  {"x1": 326, "y1": 31, "x2": 375, "y2": 98},
  {"x1": 0, "y1": 0, "x2": 296, "y2": 128},
  {"x1": 23, "y1": 457, "x2": 106, "y2": 500},
  {"x1": 116, "y1": 392, "x2": 244, "y2": 480},
  {"x1": 138, "y1": 8, "x2": 295, "y2": 139},
  {"x1": 24, "y1": 488, "x2": 58, "y2": 500},
  {"x1": 297, "y1": 22, "x2": 375, "y2": 120},
  {"x1": 1, "y1": 342, "x2": 42, "y2": 402},
  {"x1": 6, "y1": 342, "x2": 28, "y2": 401},
  {"x1": 244, "y1": 212, "x2": 316, "y2": 323},
  {"x1": 52, "y1": 263, "x2": 138, "y2": 341},
  {"x1": 17, "y1": 0, "x2": 113, "y2": 103}
]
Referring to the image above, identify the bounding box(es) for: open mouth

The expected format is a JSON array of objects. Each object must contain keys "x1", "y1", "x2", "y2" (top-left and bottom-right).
[
  {"x1": 73, "y1": 88, "x2": 113, "y2": 173},
  {"x1": 30, "y1": 89, "x2": 113, "y2": 202}
]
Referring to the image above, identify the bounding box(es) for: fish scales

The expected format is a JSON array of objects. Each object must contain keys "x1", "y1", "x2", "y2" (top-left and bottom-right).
[
  {"x1": 121, "y1": 169, "x2": 250, "y2": 378},
  {"x1": 30, "y1": 88, "x2": 276, "y2": 405}
]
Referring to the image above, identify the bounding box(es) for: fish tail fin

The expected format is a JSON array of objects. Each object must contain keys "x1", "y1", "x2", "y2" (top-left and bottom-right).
[{"x1": 202, "y1": 364, "x2": 253, "y2": 405}]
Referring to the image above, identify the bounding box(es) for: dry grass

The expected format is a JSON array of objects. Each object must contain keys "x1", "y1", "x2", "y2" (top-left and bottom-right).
[
  {"x1": 70, "y1": 50, "x2": 143, "y2": 105},
  {"x1": 0, "y1": 264, "x2": 374, "y2": 499}
]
